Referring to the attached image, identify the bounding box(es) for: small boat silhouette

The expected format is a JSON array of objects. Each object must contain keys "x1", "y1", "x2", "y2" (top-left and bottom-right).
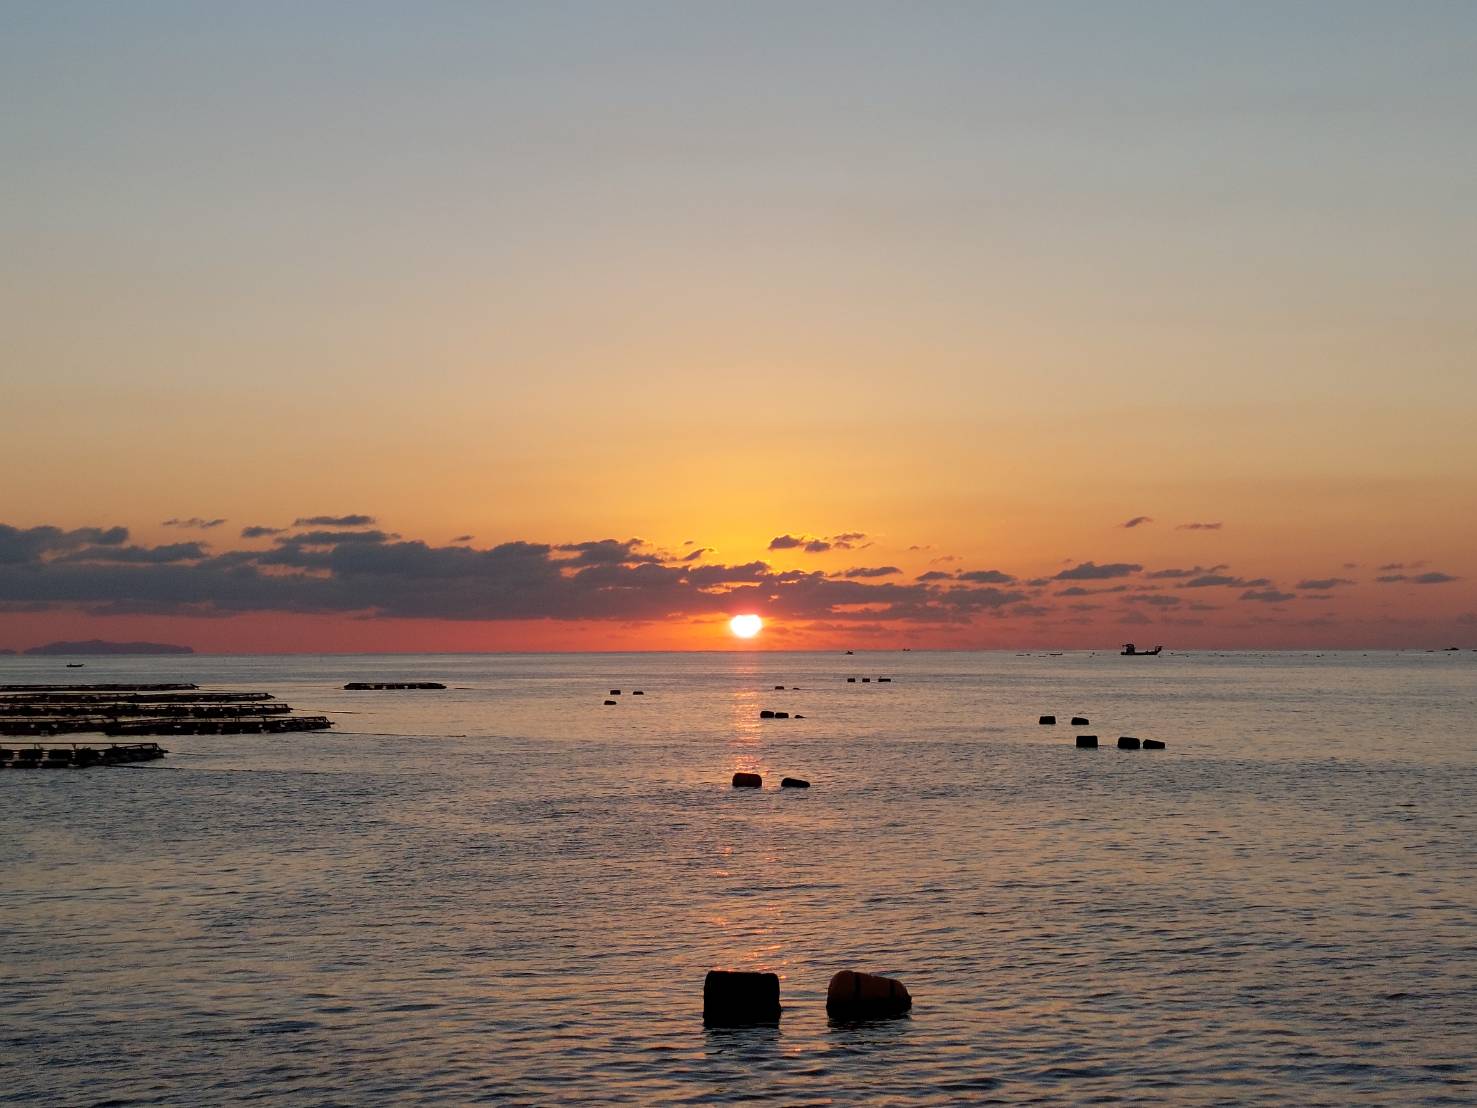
[{"x1": 1120, "y1": 643, "x2": 1163, "y2": 656}]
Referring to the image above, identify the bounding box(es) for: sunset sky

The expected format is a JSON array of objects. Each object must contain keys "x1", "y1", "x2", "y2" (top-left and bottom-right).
[{"x1": 3, "y1": 1, "x2": 1475, "y2": 651}]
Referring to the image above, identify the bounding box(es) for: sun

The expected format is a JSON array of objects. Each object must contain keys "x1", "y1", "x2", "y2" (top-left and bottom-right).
[{"x1": 729, "y1": 614, "x2": 763, "y2": 639}]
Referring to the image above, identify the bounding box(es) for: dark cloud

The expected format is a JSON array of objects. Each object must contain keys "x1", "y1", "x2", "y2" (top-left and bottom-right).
[
  {"x1": 837, "y1": 566, "x2": 901, "y2": 579},
  {"x1": 241, "y1": 525, "x2": 285, "y2": 539},
  {"x1": 0, "y1": 524, "x2": 129, "y2": 564},
  {"x1": 768, "y1": 532, "x2": 866, "y2": 553},
  {"x1": 803, "y1": 539, "x2": 833, "y2": 553},
  {"x1": 1181, "y1": 574, "x2": 1270, "y2": 589},
  {"x1": 451, "y1": 535, "x2": 474, "y2": 543},
  {"x1": 956, "y1": 569, "x2": 1016, "y2": 584},
  {"x1": 1120, "y1": 516, "x2": 1153, "y2": 529},
  {"x1": 1176, "y1": 522, "x2": 1223, "y2": 531},
  {"x1": 293, "y1": 514, "x2": 377, "y2": 528},
  {"x1": 1296, "y1": 578, "x2": 1356, "y2": 590},
  {"x1": 1053, "y1": 561, "x2": 1142, "y2": 581},
  {"x1": 162, "y1": 517, "x2": 226, "y2": 529},
  {"x1": 1056, "y1": 584, "x2": 1130, "y2": 597},
  {"x1": 57, "y1": 543, "x2": 207, "y2": 564},
  {"x1": 1376, "y1": 572, "x2": 1458, "y2": 585},
  {"x1": 768, "y1": 534, "x2": 805, "y2": 550},
  {"x1": 1124, "y1": 594, "x2": 1182, "y2": 607},
  {"x1": 0, "y1": 520, "x2": 1036, "y2": 626},
  {"x1": 681, "y1": 547, "x2": 709, "y2": 562},
  {"x1": 915, "y1": 571, "x2": 953, "y2": 582},
  {"x1": 830, "y1": 532, "x2": 869, "y2": 549},
  {"x1": 1145, "y1": 564, "x2": 1228, "y2": 580},
  {"x1": 1240, "y1": 589, "x2": 1296, "y2": 603}
]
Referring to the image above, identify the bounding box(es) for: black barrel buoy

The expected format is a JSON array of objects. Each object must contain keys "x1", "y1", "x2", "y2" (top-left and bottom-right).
[
  {"x1": 759, "y1": 710, "x2": 775, "y2": 719},
  {"x1": 1075, "y1": 735, "x2": 1098, "y2": 748},
  {"x1": 846, "y1": 677, "x2": 856, "y2": 683},
  {"x1": 826, "y1": 970, "x2": 911, "y2": 1019},
  {"x1": 731, "y1": 771, "x2": 762, "y2": 788},
  {"x1": 773, "y1": 711, "x2": 789, "y2": 719},
  {"x1": 780, "y1": 777, "x2": 810, "y2": 788},
  {"x1": 609, "y1": 689, "x2": 621, "y2": 695},
  {"x1": 1070, "y1": 716, "x2": 1089, "y2": 725},
  {"x1": 703, "y1": 970, "x2": 780, "y2": 1025},
  {"x1": 1118, "y1": 736, "x2": 1141, "y2": 750},
  {"x1": 878, "y1": 677, "x2": 892, "y2": 682},
  {"x1": 774, "y1": 685, "x2": 785, "y2": 690},
  {"x1": 1142, "y1": 739, "x2": 1166, "y2": 750},
  {"x1": 633, "y1": 690, "x2": 644, "y2": 695},
  {"x1": 1039, "y1": 715, "x2": 1056, "y2": 725},
  {"x1": 861, "y1": 677, "x2": 871, "y2": 682},
  {"x1": 604, "y1": 699, "x2": 617, "y2": 705}
]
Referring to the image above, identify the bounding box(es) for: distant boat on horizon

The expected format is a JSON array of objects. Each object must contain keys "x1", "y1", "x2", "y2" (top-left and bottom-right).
[{"x1": 1121, "y1": 643, "x2": 1163, "y2": 656}]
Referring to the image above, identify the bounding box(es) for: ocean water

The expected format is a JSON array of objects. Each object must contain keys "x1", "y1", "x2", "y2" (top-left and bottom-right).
[{"x1": 2, "y1": 650, "x2": 1474, "y2": 1106}]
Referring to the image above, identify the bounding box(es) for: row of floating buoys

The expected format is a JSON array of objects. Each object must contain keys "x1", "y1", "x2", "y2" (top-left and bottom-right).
[
  {"x1": 1074, "y1": 734, "x2": 1166, "y2": 750},
  {"x1": 703, "y1": 969, "x2": 910, "y2": 1026},
  {"x1": 1038, "y1": 714, "x2": 1090, "y2": 725},
  {"x1": 845, "y1": 677, "x2": 892, "y2": 683},
  {"x1": 602, "y1": 689, "x2": 644, "y2": 704},
  {"x1": 731, "y1": 772, "x2": 809, "y2": 789},
  {"x1": 758, "y1": 710, "x2": 805, "y2": 719}
]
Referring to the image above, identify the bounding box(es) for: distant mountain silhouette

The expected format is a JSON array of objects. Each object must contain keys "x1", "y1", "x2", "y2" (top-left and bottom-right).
[{"x1": 24, "y1": 639, "x2": 193, "y2": 656}]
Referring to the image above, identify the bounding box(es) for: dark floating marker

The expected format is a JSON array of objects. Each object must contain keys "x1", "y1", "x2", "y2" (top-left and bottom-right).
[
  {"x1": 731, "y1": 771, "x2": 762, "y2": 788},
  {"x1": 604, "y1": 699, "x2": 617, "y2": 706},
  {"x1": 773, "y1": 711, "x2": 790, "y2": 719},
  {"x1": 774, "y1": 685, "x2": 785, "y2": 690},
  {"x1": 862, "y1": 678, "x2": 872, "y2": 683},
  {"x1": 703, "y1": 970, "x2": 780, "y2": 1026},
  {"x1": 632, "y1": 690, "x2": 644, "y2": 695},
  {"x1": 1142, "y1": 739, "x2": 1166, "y2": 750},
  {"x1": 1039, "y1": 715, "x2": 1056, "y2": 725},
  {"x1": 1076, "y1": 735, "x2": 1098, "y2": 748},
  {"x1": 826, "y1": 970, "x2": 911, "y2": 1019},
  {"x1": 846, "y1": 677, "x2": 857, "y2": 683},
  {"x1": 1118, "y1": 736, "x2": 1141, "y2": 750},
  {"x1": 344, "y1": 682, "x2": 445, "y2": 690},
  {"x1": 759, "y1": 710, "x2": 776, "y2": 719},
  {"x1": 780, "y1": 777, "x2": 810, "y2": 788},
  {"x1": 609, "y1": 689, "x2": 621, "y2": 696},
  {"x1": 878, "y1": 677, "x2": 892, "y2": 682},
  {"x1": 1070, "y1": 716, "x2": 1089, "y2": 725},
  {"x1": 794, "y1": 714, "x2": 806, "y2": 719}
]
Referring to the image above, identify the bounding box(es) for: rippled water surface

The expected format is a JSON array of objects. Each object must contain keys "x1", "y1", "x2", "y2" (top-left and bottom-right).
[{"x1": 3, "y1": 651, "x2": 1475, "y2": 1105}]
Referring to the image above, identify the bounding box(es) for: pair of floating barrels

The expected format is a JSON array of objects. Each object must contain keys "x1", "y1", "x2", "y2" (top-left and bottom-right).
[
  {"x1": 703, "y1": 969, "x2": 910, "y2": 1026},
  {"x1": 1074, "y1": 735, "x2": 1166, "y2": 750},
  {"x1": 1039, "y1": 715, "x2": 1089, "y2": 725},
  {"x1": 845, "y1": 677, "x2": 891, "y2": 683},
  {"x1": 732, "y1": 771, "x2": 808, "y2": 789}
]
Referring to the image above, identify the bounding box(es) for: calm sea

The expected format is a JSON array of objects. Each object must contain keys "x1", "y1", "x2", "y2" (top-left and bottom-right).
[{"x1": 3, "y1": 651, "x2": 1474, "y2": 1105}]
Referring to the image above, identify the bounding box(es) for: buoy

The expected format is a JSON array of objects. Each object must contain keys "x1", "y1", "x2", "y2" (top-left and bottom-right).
[
  {"x1": 703, "y1": 969, "x2": 780, "y2": 1025},
  {"x1": 731, "y1": 772, "x2": 762, "y2": 788},
  {"x1": 1118, "y1": 736, "x2": 1141, "y2": 750},
  {"x1": 759, "y1": 710, "x2": 776, "y2": 719},
  {"x1": 1076, "y1": 735, "x2": 1098, "y2": 748},
  {"x1": 825, "y1": 970, "x2": 911, "y2": 1018},
  {"x1": 862, "y1": 678, "x2": 871, "y2": 683},
  {"x1": 604, "y1": 699, "x2": 617, "y2": 706},
  {"x1": 774, "y1": 685, "x2": 785, "y2": 690},
  {"x1": 1039, "y1": 715, "x2": 1056, "y2": 725},
  {"x1": 780, "y1": 777, "x2": 810, "y2": 788},
  {"x1": 773, "y1": 711, "x2": 789, "y2": 719},
  {"x1": 1070, "y1": 716, "x2": 1089, "y2": 725},
  {"x1": 846, "y1": 677, "x2": 856, "y2": 683},
  {"x1": 633, "y1": 690, "x2": 644, "y2": 695},
  {"x1": 878, "y1": 677, "x2": 892, "y2": 682},
  {"x1": 610, "y1": 689, "x2": 621, "y2": 695},
  {"x1": 1142, "y1": 739, "x2": 1166, "y2": 750},
  {"x1": 794, "y1": 714, "x2": 806, "y2": 719}
]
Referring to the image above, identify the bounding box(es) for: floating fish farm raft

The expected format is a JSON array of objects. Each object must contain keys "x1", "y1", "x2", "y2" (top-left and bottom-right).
[{"x1": 0, "y1": 682, "x2": 333, "y2": 753}]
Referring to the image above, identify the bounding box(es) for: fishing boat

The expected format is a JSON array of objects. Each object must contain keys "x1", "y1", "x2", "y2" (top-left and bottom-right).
[{"x1": 1120, "y1": 643, "x2": 1162, "y2": 656}]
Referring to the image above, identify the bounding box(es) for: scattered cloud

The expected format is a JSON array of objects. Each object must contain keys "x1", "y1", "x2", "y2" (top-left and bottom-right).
[
  {"x1": 956, "y1": 569, "x2": 1016, "y2": 584},
  {"x1": 293, "y1": 514, "x2": 377, "y2": 528},
  {"x1": 1296, "y1": 578, "x2": 1356, "y2": 590},
  {"x1": 162, "y1": 517, "x2": 226, "y2": 529},
  {"x1": 1176, "y1": 522, "x2": 1223, "y2": 531},
  {"x1": 1240, "y1": 589, "x2": 1296, "y2": 603},
  {"x1": 1120, "y1": 516, "x2": 1153, "y2": 529},
  {"x1": 681, "y1": 547, "x2": 709, "y2": 562},
  {"x1": 1145, "y1": 564, "x2": 1229, "y2": 580},
  {"x1": 804, "y1": 539, "x2": 833, "y2": 553},
  {"x1": 1053, "y1": 561, "x2": 1142, "y2": 581},
  {"x1": 1376, "y1": 571, "x2": 1459, "y2": 585},
  {"x1": 768, "y1": 534, "x2": 805, "y2": 550},
  {"x1": 451, "y1": 534, "x2": 474, "y2": 543},
  {"x1": 1124, "y1": 594, "x2": 1181, "y2": 607},
  {"x1": 915, "y1": 571, "x2": 953, "y2": 582},
  {"x1": 241, "y1": 525, "x2": 285, "y2": 539},
  {"x1": 837, "y1": 566, "x2": 901, "y2": 579}
]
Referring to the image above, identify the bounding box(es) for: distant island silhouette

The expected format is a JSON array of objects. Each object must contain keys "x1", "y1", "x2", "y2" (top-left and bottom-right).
[{"x1": 23, "y1": 639, "x2": 194, "y2": 656}]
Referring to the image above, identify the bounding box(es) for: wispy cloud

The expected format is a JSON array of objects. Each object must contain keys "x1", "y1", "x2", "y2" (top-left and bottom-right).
[
  {"x1": 1176, "y1": 522, "x2": 1223, "y2": 531},
  {"x1": 1120, "y1": 516, "x2": 1153, "y2": 529},
  {"x1": 293, "y1": 514, "x2": 377, "y2": 528},
  {"x1": 162, "y1": 517, "x2": 226, "y2": 529},
  {"x1": 1053, "y1": 561, "x2": 1142, "y2": 581}
]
